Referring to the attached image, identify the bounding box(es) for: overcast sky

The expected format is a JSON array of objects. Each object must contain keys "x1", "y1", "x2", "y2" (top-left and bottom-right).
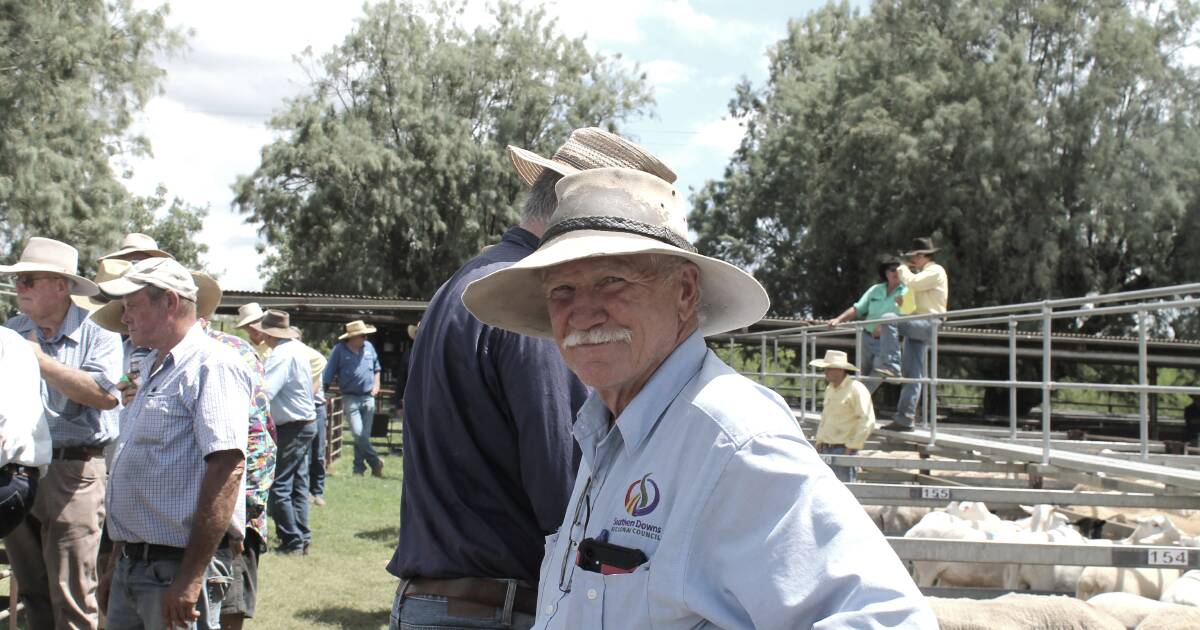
[{"x1": 124, "y1": 0, "x2": 844, "y2": 290}]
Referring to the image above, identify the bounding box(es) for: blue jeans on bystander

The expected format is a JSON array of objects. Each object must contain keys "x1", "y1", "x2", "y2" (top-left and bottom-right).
[
  {"x1": 269, "y1": 420, "x2": 316, "y2": 552},
  {"x1": 876, "y1": 314, "x2": 935, "y2": 427},
  {"x1": 309, "y1": 401, "x2": 327, "y2": 497},
  {"x1": 343, "y1": 394, "x2": 382, "y2": 475}
]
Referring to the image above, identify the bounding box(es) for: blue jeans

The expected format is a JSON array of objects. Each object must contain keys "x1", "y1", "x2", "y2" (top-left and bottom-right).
[
  {"x1": 817, "y1": 444, "x2": 858, "y2": 483},
  {"x1": 309, "y1": 401, "x2": 327, "y2": 497},
  {"x1": 877, "y1": 314, "x2": 935, "y2": 427},
  {"x1": 106, "y1": 549, "x2": 233, "y2": 630},
  {"x1": 389, "y1": 589, "x2": 534, "y2": 630},
  {"x1": 858, "y1": 334, "x2": 883, "y2": 394},
  {"x1": 343, "y1": 394, "x2": 382, "y2": 474},
  {"x1": 269, "y1": 420, "x2": 316, "y2": 552}
]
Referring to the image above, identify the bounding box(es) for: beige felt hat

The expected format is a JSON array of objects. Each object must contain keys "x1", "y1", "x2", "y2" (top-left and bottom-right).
[
  {"x1": 338, "y1": 320, "x2": 377, "y2": 340},
  {"x1": 809, "y1": 350, "x2": 858, "y2": 371},
  {"x1": 235, "y1": 302, "x2": 266, "y2": 329},
  {"x1": 0, "y1": 237, "x2": 100, "y2": 297},
  {"x1": 462, "y1": 168, "x2": 769, "y2": 338},
  {"x1": 73, "y1": 259, "x2": 133, "y2": 311},
  {"x1": 92, "y1": 269, "x2": 221, "y2": 334},
  {"x1": 506, "y1": 127, "x2": 677, "y2": 187},
  {"x1": 249, "y1": 309, "x2": 300, "y2": 339},
  {"x1": 98, "y1": 232, "x2": 174, "y2": 261}
]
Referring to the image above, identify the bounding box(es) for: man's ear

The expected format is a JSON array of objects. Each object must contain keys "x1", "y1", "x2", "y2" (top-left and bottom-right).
[{"x1": 677, "y1": 263, "x2": 701, "y2": 323}]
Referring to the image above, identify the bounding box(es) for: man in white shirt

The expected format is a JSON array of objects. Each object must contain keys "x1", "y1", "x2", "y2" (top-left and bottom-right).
[{"x1": 0, "y1": 326, "x2": 51, "y2": 537}]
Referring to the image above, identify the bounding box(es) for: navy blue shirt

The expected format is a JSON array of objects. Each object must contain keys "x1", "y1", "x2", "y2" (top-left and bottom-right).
[
  {"x1": 323, "y1": 340, "x2": 380, "y2": 395},
  {"x1": 388, "y1": 227, "x2": 586, "y2": 583}
]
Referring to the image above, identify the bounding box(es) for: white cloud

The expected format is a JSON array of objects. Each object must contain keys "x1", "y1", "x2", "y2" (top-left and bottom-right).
[
  {"x1": 692, "y1": 115, "x2": 747, "y2": 155},
  {"x1": 641, "y1": 59, "x2": 695, "y2": 88}
]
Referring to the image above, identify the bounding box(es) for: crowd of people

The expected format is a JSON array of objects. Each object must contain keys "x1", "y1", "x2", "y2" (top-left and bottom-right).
[{"x1": 0, "y1": 126, "x2": 951, "y2": 630}]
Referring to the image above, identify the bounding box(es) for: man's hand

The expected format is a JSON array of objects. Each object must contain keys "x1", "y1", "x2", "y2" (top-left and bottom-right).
[
  {"x1": 161, "y1": 573, "x2": 203, "y2": 627},
  {"x1": 814, "y1": 442, "x2": 825, "y2": 451},
  {"x1": 117, "y1": 377, "x2": 138, "y2": 406},
  {"x1": 872, "y1": 328, "x2": 881, "y2": 339},
  {"x1": 846, "y1": 448, "x2": 858, "y2": 456},
  {"x1": 827, "y1": 318, "x2": 841, "y2": 328}
]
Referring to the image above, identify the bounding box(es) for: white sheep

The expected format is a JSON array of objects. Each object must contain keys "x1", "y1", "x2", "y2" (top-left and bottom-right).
[
  {"x1": 1001, "y1": 524, "x2": 1088, "y2": 592},
  {"x1": 928, "y1": 593, "x2": 1125, "y2": 629},
  {"x1": 905, "y1": 511, "x2": 1005, "y2": 588},
  {"x1": 1159, "y1": 569, "x2": 1200, "y2": 607},
  {"x1": 1086, "y1": 592, "x2": 1170, "y2": 629},
  {"x1": 1075, "y1": 566, "x2": 1181, "y2": 601},
  {"x1": 861, "y1": 504, "x2": 932, "y2": 535},
  {"x1": 1134, "y1": 604, "x2": 1200, "y2": 629}
]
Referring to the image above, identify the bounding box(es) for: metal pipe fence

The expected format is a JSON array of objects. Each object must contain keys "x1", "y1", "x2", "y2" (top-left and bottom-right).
[{"x1": 722, "y1": 282, "x2": 1200, "y2": 464}]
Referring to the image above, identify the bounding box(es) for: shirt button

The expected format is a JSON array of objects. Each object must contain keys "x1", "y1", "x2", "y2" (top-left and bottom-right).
[
  {"x1": 586, "y1": 588, "x2": 598, "y2": 600},
  {"x1": 544, "y1": 604, "x2": 555, "y2": 615}
]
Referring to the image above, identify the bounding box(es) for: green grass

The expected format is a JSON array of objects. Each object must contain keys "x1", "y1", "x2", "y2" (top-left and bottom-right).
[{"x1": 252, "y1": 450, "x2": 402, "y2": 629}]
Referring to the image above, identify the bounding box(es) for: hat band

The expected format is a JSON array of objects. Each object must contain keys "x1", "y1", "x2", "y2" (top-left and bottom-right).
[{"x1": 540, "y1": 216, "x2": 697, "y2": 253}]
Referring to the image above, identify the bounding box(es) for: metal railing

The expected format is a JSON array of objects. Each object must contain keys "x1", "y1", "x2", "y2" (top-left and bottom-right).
[{"x1": 726, "y1": 282, "x2": 1200, "y2": 464}]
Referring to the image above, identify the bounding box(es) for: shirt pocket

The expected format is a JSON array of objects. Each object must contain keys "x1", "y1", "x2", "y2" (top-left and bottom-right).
[
  {"x1": 602, "y1": 564, "x2": 652, "y2": 628},
  {"x1": 132, "y1": 394, "x2": 181, "y2": 445},
  {"x1": 538, "y1": 531, "x2": 561, "y2": 591}
]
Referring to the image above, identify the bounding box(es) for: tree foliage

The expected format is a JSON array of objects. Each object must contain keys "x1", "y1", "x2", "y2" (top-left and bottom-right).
[
  {"x1": 693, "y1": 0, "x2": 1200, "y2": 331},
  {"x1": 234, "y1": 0, "x2": 653, "y2": 297},
  {"x1": 0, "y1": 0, "x2": 198, "y2": 271}
]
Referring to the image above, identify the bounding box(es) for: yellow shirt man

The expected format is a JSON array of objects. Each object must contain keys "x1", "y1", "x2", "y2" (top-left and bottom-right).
[
  {"x1": 895, "y1": 259, "x2": 948, "y2": 315},
  {"x1": 814, "y1": 376, "x2": 876, "y2": 450}
]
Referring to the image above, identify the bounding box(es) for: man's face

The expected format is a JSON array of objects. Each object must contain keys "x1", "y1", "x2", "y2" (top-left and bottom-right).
[
  {"x1": 824, "y1": 367, "x2": 847, "y2": 386},
  {"x1": 121, "y1": 289, "x2": 171, "y2": 349},
  {"x1": 543, "y1": 255, "x2": 698, "y2": 401},
  {"x1": 13, "y1": 273, "x2": 70, "y2": 321},
  {"x1": 245, "y1": 327, "x2": 267, "y2": 346},
  {"x1": 908, "y1": 253, "x2": 929, "y2": 269},
  {"x1": 347, "y1": 334, "x2": 366, "y2": 351}
]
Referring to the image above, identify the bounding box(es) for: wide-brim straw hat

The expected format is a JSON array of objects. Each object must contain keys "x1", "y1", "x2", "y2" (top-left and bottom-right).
[
  {"x1": 249, "y1": 309, "x2": 300, "y2": 339},
  {"x1": 0, "y1": 237, "x2": 99, "y2": 296},
  {"x1": 462, "y1": 168, "x2": 769, "y2": 338},
  {"x1": 809, "y1": 349, "x2": 858, "y2": 371},
  {"x1": 91, "y1": 271, "x2": 222, "y2": 335},
  {"x1": 72, "y1": 259, "x2": 132, "y2": 312},
  {"x1": 506, "y1": 127, "x2": 677, "y2": 188},
  {"x1": 98, "y1": 232, "x2": 174, "y2": 261},
  {"x1": 902, "y1": 236, "x2": 940, "y2": 257},
  {"x1": 236, "y1": 302, "x2": 266, "y2": 329},
  {"x1": 339, "y1": 319, "x2": 377, "y2": 340}
]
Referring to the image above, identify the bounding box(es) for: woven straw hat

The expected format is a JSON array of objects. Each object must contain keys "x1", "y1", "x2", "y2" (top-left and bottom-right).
[
  {"x1": 462, "y1": 168, "x2": 768, "y2": 338},
  {"x1": 0, "y1": 237, "x2": 99, "y2": 296},
  {"x1": 809, "y1": 350, "x2": 858, "y2": 371},
  {"x1": 236, "y1": 302, "x2": 266, "y2": 329},
  {"x1": 72, "y1": 259, "x2": 133, "y2": 311},
  {"x1": 98, "y1": 232, "x2": 174, "y2": 261},
  {"x1": 92, "y1": 271, "x2": 222, "y2": 334},
  {"x1": 506, "y1": 128, "x2": 676, "y2": 187},
  {"x1": 339, "y1": 320, "x2": 377, "y2": 340}
]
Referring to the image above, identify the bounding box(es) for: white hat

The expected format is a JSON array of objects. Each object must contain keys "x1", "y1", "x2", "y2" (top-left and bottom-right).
[
  {"x1": 72, "y1": 259, "x2": 132, "y2": 311},
  {"x1": 98, "y1": 232, "x2": 173, "y2": 261},
  {"x1": 462, "y1": 168, "x2": 769, "y2": 338},
  {"x1": 236, "y1": 302, "x2": 266, "y2": 329},
  {"x1": 339, "y1": 320, "x2": 377, "y2": 340},
  {"x1": 809, "y1": 350, "x2": 858, "y2": 371},
  {"x1": 91, "y1": 271, "x2": 221, "y2": 334},
  {"x1": 0, "y1": 237, "x2": 99, "y2": 296},
  {"x1": 97, "y1": 257, "x2": 199, "y2": 302},
  {"x1": 506, "y1": 127, "x2": 677, "y2": 187}
]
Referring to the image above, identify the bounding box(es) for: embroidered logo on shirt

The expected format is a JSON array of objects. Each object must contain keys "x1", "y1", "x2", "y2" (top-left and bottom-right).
[{"x1": 624, "y1": 473, "x2": 660, "y2": 517}]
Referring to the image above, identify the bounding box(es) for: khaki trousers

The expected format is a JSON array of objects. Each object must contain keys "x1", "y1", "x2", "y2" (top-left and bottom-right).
[{"x1": 4, "y1": 458, "x2": 107, "y2": 630}]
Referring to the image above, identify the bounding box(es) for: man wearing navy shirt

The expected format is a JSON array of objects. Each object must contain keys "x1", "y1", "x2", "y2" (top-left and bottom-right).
[
  {"x1": 386, "y1": 129, "x2": 676, "y2": 630},
  {"x1": 323, "y1": 320, "x2": 383, "y2": 477}
]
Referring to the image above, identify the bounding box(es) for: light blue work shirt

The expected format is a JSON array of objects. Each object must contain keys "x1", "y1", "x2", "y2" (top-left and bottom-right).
[
  {"x1": 534, "y1": 331, "x2": 934, "y2": 629},
  {"x1": 852, "y1": 282, "x2": 908, "y2": 333},
  {"x1": 322, "y1": 340, "x2": 380, "y2": 395},
  {"x1": 5, "y1": 304, "x2": 122, "y2": 447},
  {"x1": 262, "y1": 339, "x2": 315, "y2": 424}
]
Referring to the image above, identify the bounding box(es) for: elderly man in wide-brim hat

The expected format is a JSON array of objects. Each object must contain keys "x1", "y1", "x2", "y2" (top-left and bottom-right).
[
  {"x1": 809, "y1": 350, "x2": 876, "y2": 483},
  {"x1": 244, "y1": 310, "x2": 317, "y2": 555},
  {"x1": 322, "y1": 320, "x2": 384, "y2": 478},
  {"x1": 92, "y1": 257, "x2": 251, "y2": 629},
  {"x1": 873, "y1": 236, "x2": 950, "y2": 432},
  {"x1": 0, "y1": 237, "x2": 123, "y2": 630},
  {"x1": 461, "y1": 168, "x2": 933, "y2": 628}
]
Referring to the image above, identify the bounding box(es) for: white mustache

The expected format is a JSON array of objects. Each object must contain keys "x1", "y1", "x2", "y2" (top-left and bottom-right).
[{"x1": 562, "y1": 327, "x2": 633, "y2": 348}]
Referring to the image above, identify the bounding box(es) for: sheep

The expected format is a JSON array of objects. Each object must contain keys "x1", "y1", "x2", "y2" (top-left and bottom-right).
[
  {"x1": 1001, "y1": 524, "x2": 1088, "y2": 592},
  {"x1": 927, "y1": 594, "x2": 1124, "y2": 630},
  {"x1": 1086, "y1": 592, "x2": 1170, "y2": 629},
  {"x1": 1123, "y1": 515, "x2": 1183, "y2": 546},
  {"x1": 1159, "y1": 569, "x2": 1200, "y2": 607},
  {"x1": 861, "y1": 504, "x2": 932, "y2": 535},
  {"x1": 1134, "y1": 604, "x2": 1200, "y2": 629},
  {"x1": 1075, "y1": 567, "x2": 1181, "y2": 601},
  {"x1": 905, "y1": 511, "x2": 1006, "y2": 587}
]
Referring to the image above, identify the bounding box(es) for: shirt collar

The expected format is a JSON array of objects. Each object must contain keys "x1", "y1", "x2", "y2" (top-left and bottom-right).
[
  {"x1": 502, "y1": 226, "x2": 538, "y2": 252},
  {"x1": 829, "y1": 375, "x2": 857, "y2": 391},
  {"x1": 573, "y1": 329, "x2": 707, "y2": 463},
  {"x1": 40, "y1": 303, "x2": 88, "y2": 344},
  {"x1": 147, "y1": 322, "x2": 208, "y2": 373}
]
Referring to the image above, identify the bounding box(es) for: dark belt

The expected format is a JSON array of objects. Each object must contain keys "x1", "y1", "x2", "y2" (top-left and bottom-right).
[
  {"x1": 51, "y1": 446, "x2": 105, "y2": 461},
  {"x1": 1, "y1": 463, "x2": 39, "y2": 479},
  {"x1": 404, "y1": 577, "x2": 537, "y2": 617},
  {"x1": 121, "y1": 535, "x2": 230, "y2": 562}
]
